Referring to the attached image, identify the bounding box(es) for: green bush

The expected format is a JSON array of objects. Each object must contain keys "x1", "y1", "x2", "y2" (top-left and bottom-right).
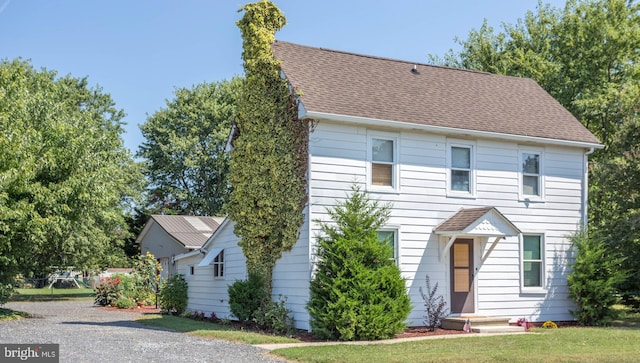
[
  {"x1": 254, "y1": 296, "x2": 295, "y2": 335},
  {"x1": 114, "y1": 297, "x2": 136, "y2": 309},
  {"x1": 0, "y1": 283, "x2": 13, "y2": 305},
  {"x1": 307, "y1": 185, "x2": 412, "y2": 341},
  {"x1": 568, "y1": 229, "x2": 628, "y2": 326},
  {"x1": 158, "y1": 274, "x2": 188, "y2": 315},
  {"x1": 228, "y1": 273, "x2": 269, "y2": 322}
]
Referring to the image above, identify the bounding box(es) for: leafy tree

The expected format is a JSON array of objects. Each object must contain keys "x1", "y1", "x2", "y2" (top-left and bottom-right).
[
  {"x1": 0, "y1": 59, "x2": 143, "y2": 298},
  {"x1": 227, "y1": 0, "x2": 312, "y2": 293},
  {"x1": 432, "y1": 0, "x2": 640, "y2": 149},
  {"x1": 433, "y1": 0, "x2": 640, "y2": 310},
  {"x1": 138, "y1": 78, "x2": 241, "y2": 216},
  {"x1": 567, "y1": 229, "x2": 628, "y2": 325},
  {"x1": 307, "y1": 185, "x2": 411, "y2": 341},
  {"x1": 590, "y1": 117, "x2": 640, "y2": 309}
]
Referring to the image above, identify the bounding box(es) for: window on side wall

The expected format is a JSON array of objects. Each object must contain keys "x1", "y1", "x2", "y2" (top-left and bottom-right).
[
  {"x1": 522, "y1": 234, "x2": 545, "y2": 291},
  {"x1": 520, "y1": 150, "x2": 543, "y2": 199},
  {"x1": 377, "y1": 229, "x2": 398, "y2": 264},
  {"x1": 213, "y1": 250, "x2": 224, "y2": 277},
  {"x1": 448, "y1": 143, "x2": 474, "y2": 196},
  {"x1": 368, "y1": 133, "x2": 398, "y2": 191}
]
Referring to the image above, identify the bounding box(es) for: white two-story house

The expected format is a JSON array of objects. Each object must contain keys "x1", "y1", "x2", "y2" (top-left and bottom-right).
[{"x1": 175, "y1": 41, "x2": 602, "y2": 331}]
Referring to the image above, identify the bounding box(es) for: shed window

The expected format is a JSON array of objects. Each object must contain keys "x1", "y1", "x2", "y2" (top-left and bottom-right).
[{"x1": 213, "y1": 250, "x2": 224, "y2": 277}]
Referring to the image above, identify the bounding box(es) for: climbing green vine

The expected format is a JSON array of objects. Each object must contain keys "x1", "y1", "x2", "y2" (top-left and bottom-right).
[{"x1": 227, "y1": 0, "x2": 312, "y2": 294}]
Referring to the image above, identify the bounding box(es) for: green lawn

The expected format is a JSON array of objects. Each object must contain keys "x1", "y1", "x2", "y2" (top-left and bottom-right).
[
  {"x1": 136, "y1": 314, "x2": 299, "y2": 345},
  {"x1": 9, "y1": 287, "x2": 95, "y2": 301},
  {"x1": 272, "y1": 327, "x2": 640, "y2": 363}
]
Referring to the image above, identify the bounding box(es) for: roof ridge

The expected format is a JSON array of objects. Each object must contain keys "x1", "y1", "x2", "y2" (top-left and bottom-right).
[{"x1": 274, "y1": 40, "x2": 508, "y2": 78}]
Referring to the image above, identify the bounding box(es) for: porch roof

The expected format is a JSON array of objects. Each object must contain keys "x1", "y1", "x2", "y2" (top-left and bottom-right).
[{"x1": 434, "y1": 207, "x2": 521, "y2": 237}]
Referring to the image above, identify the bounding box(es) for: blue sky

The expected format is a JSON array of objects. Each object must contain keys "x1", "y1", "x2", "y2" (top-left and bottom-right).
[{"x1": 0, "y1": 0, "x2": 566, "y2": 153}]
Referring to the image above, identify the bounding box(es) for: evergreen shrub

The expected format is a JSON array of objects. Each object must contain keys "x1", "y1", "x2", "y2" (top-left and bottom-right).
[
  {"x1": 567, "y1": 229, "x2": 628, "y2": 326},
  {"x1": 228, "y1": 273, "x2": 269, "y2": 322},
  {"x1": 307, "y1": 185, "x2": 411, "y2": 340}
]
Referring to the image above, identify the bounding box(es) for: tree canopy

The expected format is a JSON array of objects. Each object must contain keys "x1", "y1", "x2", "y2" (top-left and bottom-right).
[
  {"x1": 434, "y1": 0, "x2": 640, "y2": 309},
  {"x1": 0, "y1": 59, "x2": 143, "y2": 295},
  {"x1": 138, "y1": 78, "x2": 241, "y2": 216}
]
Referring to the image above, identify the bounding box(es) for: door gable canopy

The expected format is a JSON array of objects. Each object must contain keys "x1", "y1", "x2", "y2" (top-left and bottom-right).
[
  {"x1": 434, "y1": 207, "x2": 520, "y2": 237},
  {"x1": 434, "y1": 207, "x2": 521, "y2": 262}
]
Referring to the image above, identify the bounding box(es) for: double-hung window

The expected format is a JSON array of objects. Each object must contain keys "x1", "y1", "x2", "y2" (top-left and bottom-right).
[
  {"x1": 212, "y1": 250, "x2": 224, "y2": 277},
  {"x1": 522, "y1": 234, "x2": 545, "y2": 291},
  {"x1": 377, "y1": 229, "x2": 398, "y2": 264},
  {"x1": 521, "y1": 151, "x2": 543, "y2": 199},
  {"x1": 447, "y1": 142, "x2": 474, "y2": 197},
  {"x1": 368, "y1": 133, "x2": 398, "y2": 191}
]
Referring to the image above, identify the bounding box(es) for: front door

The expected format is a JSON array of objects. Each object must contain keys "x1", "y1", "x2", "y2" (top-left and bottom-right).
[{"x1": 450, "y1": 238, "x2": 474, "y2": 314}]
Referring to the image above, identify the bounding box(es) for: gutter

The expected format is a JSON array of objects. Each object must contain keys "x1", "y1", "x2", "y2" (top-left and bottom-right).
[{"x1": 304, "y1": 110, "x2": 604, "y2": 150}]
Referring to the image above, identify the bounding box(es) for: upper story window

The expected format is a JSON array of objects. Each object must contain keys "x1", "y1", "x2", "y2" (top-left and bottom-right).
[
  {"x1": 522, "y1": 153, "x2": 540, "y2": 196},
  {"x1": 368, "y1": 132, "x2": 398, "y2": 191},
  {"x1": 212, "y1": 250, "x2": 224, "y2": 277},
  {"x1": 519, "y1": 149, "x2": 544, "y2": 201},
  {"x1": 522, "y1": 234, "x2": 545, "y2": 292},
  {"x1": 447, "y1": 142, "x2": 475, "y2": 197}
]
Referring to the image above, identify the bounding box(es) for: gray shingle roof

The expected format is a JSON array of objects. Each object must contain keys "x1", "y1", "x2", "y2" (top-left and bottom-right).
[
  {"x1": 434, "y1": 207, "x2": 496, "y2": 233},
  {"x1": 149, "y1": 215, "x2": 225, "y2": 248},
  {"x1": 272, "y1": 41, "x2": 600, "y2": 146}
]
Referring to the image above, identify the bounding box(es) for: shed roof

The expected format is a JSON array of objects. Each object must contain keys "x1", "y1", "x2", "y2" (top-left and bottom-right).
[
  {"x1": 137, "y1": 215, "x2": 225, "y2": 249},
  {"x1": 271, "y1": 41, "x2": 600, "y2": 146}
]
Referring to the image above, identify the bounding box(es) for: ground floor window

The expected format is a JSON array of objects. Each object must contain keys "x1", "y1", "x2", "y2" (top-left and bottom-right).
[
  {"x1": 377, "y1": 229, "x2": 398, "y2": 264},
  {"x1": 522, "y1": 235, "x2": 544, "y2": 288}
]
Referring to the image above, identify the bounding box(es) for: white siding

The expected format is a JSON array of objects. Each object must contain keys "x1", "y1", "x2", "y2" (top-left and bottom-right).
[
  {"x1": 177, "y1": 221, "x2": 248, "y2": 320},
  {"x1": 180, "y1": 214, "x2": 312, "y2": 330},
  {"x1": 304, "y1": 120, "x2": 586, "y2": 326}
]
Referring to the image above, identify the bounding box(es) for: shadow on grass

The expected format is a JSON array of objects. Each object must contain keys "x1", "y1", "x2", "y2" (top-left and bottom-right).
[{"x1": 135, "y1": 314, "x2": 300, "y2": 344}]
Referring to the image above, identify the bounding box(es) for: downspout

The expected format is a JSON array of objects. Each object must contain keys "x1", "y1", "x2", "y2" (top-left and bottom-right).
[{"x1": 582, "y1": 147, "x2": 595, "y2": 229}]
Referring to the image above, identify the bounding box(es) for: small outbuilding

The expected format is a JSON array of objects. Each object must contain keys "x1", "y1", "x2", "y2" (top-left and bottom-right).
[{"x1": 136, "y1": 215, "x2": 225, "y2": 279}]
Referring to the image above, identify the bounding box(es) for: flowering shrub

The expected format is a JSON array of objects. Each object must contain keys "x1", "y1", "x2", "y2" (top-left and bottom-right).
[
  {"x1": 541, "y1": 320, "x2": 558, "y2": 329},
  {"x1": 516, "y1": 317, "x2": 526, "y2": 326},
  {"x1": 94, "y1": 277, "x2": 122, "y2": 306}
]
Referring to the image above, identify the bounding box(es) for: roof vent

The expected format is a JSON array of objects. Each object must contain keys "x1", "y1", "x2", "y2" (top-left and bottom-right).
[{"x1": 411, "y1": 65, "x2": 420, "y2": 74}]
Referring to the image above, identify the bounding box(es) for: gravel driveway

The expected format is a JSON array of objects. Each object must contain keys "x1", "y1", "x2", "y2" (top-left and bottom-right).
[{"x1": 1, "y1": 300, "x2": 286, "y2": 363}]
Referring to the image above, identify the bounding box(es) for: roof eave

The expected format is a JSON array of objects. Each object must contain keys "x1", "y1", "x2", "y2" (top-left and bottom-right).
[{"x1": 304, "y1": 110, "x2": 604, "y2": 150}]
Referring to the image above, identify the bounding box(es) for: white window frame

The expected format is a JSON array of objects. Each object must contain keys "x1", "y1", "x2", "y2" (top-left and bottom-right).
[
  {"x1": 519, "y1": 148, "x2": 545, "y2": 202},
  {"x1": 520, "y1": 233, "x2": 546, "y2": 294},
  {"x1": 377, "y1": 227, "x2": 399, "y2": 265},
  {"x1": 446, "y1": 141, "x2": 476, "y2": 198},
  {"x1": 212, "y1": 250, "x2": 224, "y2": 278},
  {"x1": 367, "y1": 131, "x2": 399, "y2": 192}
]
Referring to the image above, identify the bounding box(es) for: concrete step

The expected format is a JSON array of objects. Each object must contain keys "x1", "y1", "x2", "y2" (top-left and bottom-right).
[
  {"x1": 471, "y1": 325, "x2": 526, "y2": 334},
  {"x1": 441, "y1": 316, "x2": 511, "y2": 331}
]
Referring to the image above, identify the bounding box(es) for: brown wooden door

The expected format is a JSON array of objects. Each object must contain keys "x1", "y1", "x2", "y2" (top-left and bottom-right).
[{"x1": 450, "y1": 239, "x2": 474, "y2": 314}]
